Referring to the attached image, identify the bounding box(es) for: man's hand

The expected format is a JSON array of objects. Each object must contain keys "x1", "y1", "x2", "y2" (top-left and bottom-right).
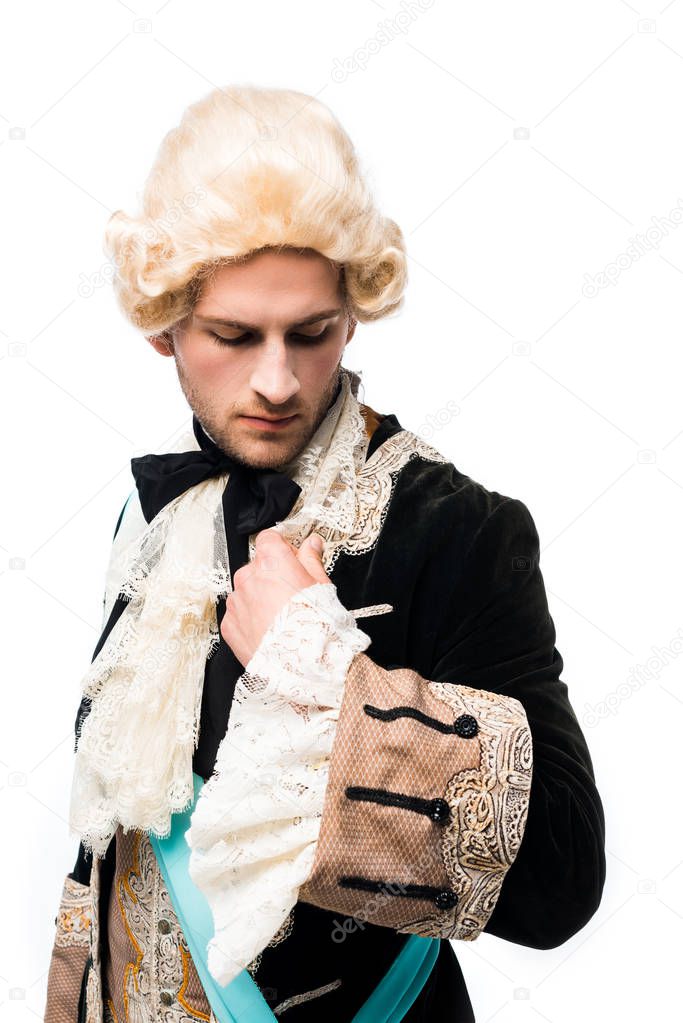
[{"x1": 220, "y1": 529, "x2": 331, "y2": 668}]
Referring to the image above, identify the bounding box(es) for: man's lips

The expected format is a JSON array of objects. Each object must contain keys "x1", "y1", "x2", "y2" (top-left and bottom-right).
[{"x1": 240, "y1": 413, "x2": 298, "y2": 430}]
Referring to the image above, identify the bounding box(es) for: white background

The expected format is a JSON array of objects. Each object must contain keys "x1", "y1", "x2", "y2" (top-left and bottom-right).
[{"x1": 2, "y1": 1, "x2": 681, "y2": 1020}]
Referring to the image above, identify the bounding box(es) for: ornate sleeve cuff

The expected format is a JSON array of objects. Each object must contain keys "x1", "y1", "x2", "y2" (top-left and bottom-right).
[
  {"x1": 298, "y1": 652, "x2": 534, "y2": 942},
  {"x1": 44, "y1": 875, "x2": 92, "y2": 1023},
  {"x1": 186, "y1": 581, "x2": 371, "y2": 986}
]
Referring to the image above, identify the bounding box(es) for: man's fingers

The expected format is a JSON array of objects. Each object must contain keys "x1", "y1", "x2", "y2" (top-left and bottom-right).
[
  {"x1": 253, "y1": 528, "x2": 299, "y2": 573},
  {"x1": 232, "y1": 562, "x2": 254, "y2": 588}
]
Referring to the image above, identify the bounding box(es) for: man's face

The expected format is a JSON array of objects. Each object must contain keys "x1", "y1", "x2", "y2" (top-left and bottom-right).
[{"x1": 148, "y1": 248, "x2": 356, "y2": 472}]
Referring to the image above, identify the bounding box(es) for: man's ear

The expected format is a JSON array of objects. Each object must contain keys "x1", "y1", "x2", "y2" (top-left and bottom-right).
[{"x1": 147, "y1": 331, "x2": 174, "y2": 357}]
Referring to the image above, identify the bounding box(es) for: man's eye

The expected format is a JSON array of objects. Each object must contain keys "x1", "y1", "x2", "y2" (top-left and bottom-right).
[
  {"x1": 208, "y1": 332, "x2": 250, "y2": 346},
  {"x1": 208, "y1": 328, "x2": 330, "y2": 346},
  {"x1": 291, "y1": 328, "x2": 330, "y2": 343}
]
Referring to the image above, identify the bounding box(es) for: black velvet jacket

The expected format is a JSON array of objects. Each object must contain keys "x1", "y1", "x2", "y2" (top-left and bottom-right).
[{"x1": 60, "y1": 410, "x2": 606, "y2": 1022}]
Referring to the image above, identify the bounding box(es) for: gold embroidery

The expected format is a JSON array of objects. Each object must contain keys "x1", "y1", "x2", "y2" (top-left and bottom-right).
[
  {"x1": 359, "y1": 402, "x2": 383, "y2": 442},
  {"x1": 112, "y1": 829, "x2": 214, "y2": 1021},
  {"x1": 177, "y1": 948, "x2": 210, "y2": 1021},
  {"x1": 114, "y1": 832, "x2": 145, "y2": 1019},
  {"x1": 103, "y1": 827, "x2": 297, "y2": 1020},
  {"x1": 54, "y1": 875, "x2": 92, "y2": 948}
]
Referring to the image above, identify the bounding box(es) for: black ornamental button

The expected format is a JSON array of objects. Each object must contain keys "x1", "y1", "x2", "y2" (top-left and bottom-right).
[
  {"x1": 434, "y1": 889, "x2": 458, "y2": 910},
  {"x1": 454, "y1": 713, "x2": 478, "y2": 738},
  {"x1": 159, "y1": 991, "x2": 174, "y2": 1006},
  {"x1": 429, "y1": 798, "x2": 451, "y2": 824},
  {"x1": 158, "y1": 918, "x2": 171, "y2": 934}
]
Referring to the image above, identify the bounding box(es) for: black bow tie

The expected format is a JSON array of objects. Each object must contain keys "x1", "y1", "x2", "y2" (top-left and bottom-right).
[{"x1": 130, "y1": 414, "x2": 302, "y2": 534}]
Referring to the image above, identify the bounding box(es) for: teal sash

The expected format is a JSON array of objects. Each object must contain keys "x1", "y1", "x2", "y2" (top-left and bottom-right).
[{"x1": 149, "y1": 772, "x2": 440, "y2": 1022}]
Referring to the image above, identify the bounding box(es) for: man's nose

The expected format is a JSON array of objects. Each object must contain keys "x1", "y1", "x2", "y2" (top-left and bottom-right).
[{"x1": 248, "y1": 339, "x2": 301, "y2": 407}]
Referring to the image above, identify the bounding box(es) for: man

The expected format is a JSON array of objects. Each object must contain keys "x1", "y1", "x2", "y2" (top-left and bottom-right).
[{"x1": 44, "y1": 245, "x2": 606, "y2": 1022}]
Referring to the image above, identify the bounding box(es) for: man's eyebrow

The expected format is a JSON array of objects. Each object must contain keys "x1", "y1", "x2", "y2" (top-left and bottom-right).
[{"x1": 194, "y1": 308, "x2": 342, "y2": 330}]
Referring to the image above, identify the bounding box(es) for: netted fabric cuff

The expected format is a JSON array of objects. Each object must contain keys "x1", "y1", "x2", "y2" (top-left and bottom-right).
[
  {"x1": 298, "y1": 652, "x2": 533, "y2": 941},
  {"x1": 44, "y1": 875, "x2": 92, "y2": 1023}
]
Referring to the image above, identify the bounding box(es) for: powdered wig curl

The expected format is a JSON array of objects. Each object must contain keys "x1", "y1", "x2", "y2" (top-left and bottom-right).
[{"x1": 103, "y1": 85, "x2": 407, "y2": 335}]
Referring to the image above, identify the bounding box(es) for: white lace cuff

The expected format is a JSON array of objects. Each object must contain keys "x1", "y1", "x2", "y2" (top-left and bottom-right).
[
  {"x1": 186, "y1": 581, "x2": 371, "y2": 987},
  {"x1": 244, "y1": 581, "x2": 372, "y2": 702}
]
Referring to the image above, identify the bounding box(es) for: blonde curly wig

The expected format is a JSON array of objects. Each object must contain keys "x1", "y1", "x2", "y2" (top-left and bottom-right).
[{"x1": 103, "y1": 84, "x2": 407, "y2": 335}]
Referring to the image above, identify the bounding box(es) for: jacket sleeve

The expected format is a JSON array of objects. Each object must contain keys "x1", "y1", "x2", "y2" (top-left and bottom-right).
[
  {"x1": 43, "y1": 873, "x2": 92, "y2": 1023},
  {"x1": 298, "y1": 497, "x2": 606, "y2": 950},
  {"x1": 426, "y1": 496, "x2": 607, "y2": 948}
]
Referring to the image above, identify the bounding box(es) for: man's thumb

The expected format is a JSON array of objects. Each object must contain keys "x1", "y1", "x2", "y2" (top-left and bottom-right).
[
  {"x1": 297, "y1": 533, "x2": 328, "y2": 580},
  {"x1": 309, "y1": 533, "x2": 324, "y2": 554}
]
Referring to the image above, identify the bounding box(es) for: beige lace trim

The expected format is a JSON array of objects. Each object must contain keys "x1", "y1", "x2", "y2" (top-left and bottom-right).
[
  {"x1": 272, "y1": 978, "x2": 343, "y2": 1015},
  {"x1": 85, "y1": 851, "x2": 103, "y2": 1023},
  {"x1": 54, "y1": 876, "x2": 92, "y2": 949},
  {"x1": 412, "y1": 682, "x2": 533, "y2": 941}
]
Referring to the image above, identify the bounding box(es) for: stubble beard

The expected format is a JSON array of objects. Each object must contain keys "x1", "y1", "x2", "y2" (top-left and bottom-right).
[{"x1": 175, "y1": 360, "x2": 344, "y2": 472}]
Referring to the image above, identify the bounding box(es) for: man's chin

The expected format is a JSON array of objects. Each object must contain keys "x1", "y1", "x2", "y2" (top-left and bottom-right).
[{"x1": 227, "y1": 421, "x2": 312, "y2": 473}]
